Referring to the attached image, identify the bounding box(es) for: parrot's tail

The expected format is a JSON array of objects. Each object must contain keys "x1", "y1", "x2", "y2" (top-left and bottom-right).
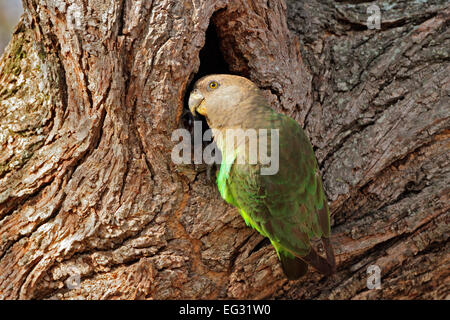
[
  {"x1": 280, "y1": 254, "x2": 309, "y2": 280},
  {"x1": 322, "y1": 236, "x2": 336, "y2": 273},
  {"x1": 301, "y1": 237, "x2": 336, "y2": 276}
]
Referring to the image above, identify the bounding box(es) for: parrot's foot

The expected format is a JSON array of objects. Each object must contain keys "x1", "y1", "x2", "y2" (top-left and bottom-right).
[{"x1": 206, "y1": 163, "x2": 217, "y2": 183}]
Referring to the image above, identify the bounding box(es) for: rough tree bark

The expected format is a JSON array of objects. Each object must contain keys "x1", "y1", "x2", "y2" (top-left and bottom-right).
[{"x1": 0, "y1": 0, "x2": 448, "y2": 299}]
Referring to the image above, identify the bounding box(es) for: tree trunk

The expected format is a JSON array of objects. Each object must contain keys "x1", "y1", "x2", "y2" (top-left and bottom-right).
[{"x1": 0, "y1": 0, "x2": 448, "y2": 300}]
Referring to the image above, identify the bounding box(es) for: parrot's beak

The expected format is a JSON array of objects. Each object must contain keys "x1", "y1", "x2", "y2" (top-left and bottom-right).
[{"x1": 188, "y1": 90, "x2": 206, "y2": 116}]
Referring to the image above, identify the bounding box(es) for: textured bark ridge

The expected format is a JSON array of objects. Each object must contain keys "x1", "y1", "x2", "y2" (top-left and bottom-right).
[{"x1": 0, "y1": 0, "x2": 448, "y2": 299}]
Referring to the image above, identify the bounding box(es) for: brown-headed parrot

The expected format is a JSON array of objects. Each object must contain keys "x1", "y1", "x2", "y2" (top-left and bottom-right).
[{"x1": 188, "y1": 74, "x2": 336, "y2": 279}]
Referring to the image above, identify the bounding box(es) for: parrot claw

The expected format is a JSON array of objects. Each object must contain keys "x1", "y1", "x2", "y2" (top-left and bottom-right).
[{"x1": 206, "y1": 164, "x2": 217, "y2": 183}]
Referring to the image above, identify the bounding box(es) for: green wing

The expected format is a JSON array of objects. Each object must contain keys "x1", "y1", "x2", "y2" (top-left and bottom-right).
[{"x1": 217, "y1": 109, "x2": 330, "y2": 261}]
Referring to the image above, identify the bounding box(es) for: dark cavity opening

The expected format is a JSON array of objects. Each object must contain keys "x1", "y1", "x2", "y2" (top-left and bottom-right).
[
  {"x1": 183, "y1": 21, "x2": 231, "y2": 129},
  {"x1": 195, "y1": 22, "x2": 230, "y2": 80},
  {"x1": 182, "y1": 20, "x2": 231, "y2": 176}
]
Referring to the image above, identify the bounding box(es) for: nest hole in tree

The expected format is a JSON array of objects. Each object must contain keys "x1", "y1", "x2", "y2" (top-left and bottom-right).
[
  {"x1": 183, "y1": 21, "x2": 230, "y2": 127},
  {"x1": 182, "y1": 19, "x2": 235, "y2": 175}
]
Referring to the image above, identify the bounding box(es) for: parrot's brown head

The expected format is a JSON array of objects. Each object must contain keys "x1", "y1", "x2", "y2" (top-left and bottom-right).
[{"x1": 188, "y1": 74, "x2": 265, "y2": 128}]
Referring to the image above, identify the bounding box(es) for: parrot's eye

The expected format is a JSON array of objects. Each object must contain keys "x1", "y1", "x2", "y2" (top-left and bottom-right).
[{"x1": 208, "y1": 81, "x2": 219, "y2": 90}]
